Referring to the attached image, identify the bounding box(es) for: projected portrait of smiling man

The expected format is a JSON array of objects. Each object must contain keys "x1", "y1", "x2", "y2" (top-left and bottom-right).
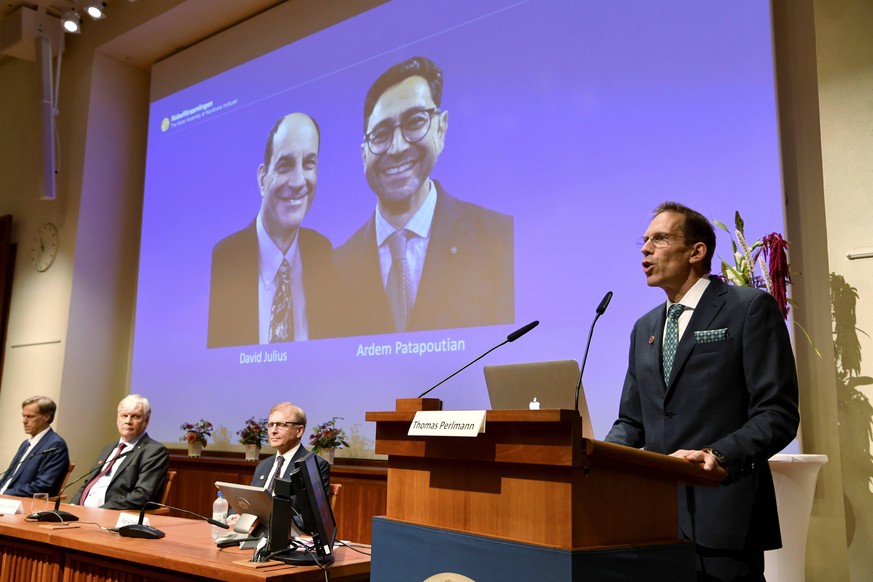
[
  {"x1": 335, "y1": 56, "x2": 514, "y2": 337},
  {"x1": 208, "y1": 113, "x2": 334, "y2": 348}
]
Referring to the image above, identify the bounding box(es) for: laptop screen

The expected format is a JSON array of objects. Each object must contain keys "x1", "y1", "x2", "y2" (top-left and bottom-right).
[{"x1": 484, "y1": 360, "x2": 595, "y2": 438}]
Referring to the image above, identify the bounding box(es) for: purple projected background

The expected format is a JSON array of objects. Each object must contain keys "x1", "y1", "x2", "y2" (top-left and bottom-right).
[{"x1": 133, "y1": 0, "x2": 784, "y2": 450}]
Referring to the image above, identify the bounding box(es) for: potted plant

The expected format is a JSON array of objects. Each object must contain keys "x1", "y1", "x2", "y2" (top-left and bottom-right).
[
  {"x1": 180, "y1": 419, "x2": 213, "y2": 457},
  {"x1": 309, "y1": 417, "x2": 350, "y2": 464},
  {"x1": 237, "y1": 417, "x2": 268, "y2": 461}
]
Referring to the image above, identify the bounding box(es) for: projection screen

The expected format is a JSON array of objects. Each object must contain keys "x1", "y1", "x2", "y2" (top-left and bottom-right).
[{"x1": 132, "y1": 0, "x2": 785, "y2": 453}]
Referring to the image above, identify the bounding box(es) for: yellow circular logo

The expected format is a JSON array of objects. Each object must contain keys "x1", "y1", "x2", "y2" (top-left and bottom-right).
[{"x1": 161, "y1": 118, "x2": 170, "y2": 132}]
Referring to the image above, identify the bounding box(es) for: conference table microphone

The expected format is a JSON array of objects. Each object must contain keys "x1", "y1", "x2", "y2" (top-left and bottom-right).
[
  {"x1": 574, "y1": 291, "x2": 613, "y2": 413},
  {"x1": 29, "y1": 449, "x2": 135, "y2": 523},
  {"x1": 117, "y1": 502, "x2": 230, "y2": 539},
  {"x1": 418, "y1": 320, "x2": 540, "y2": 398},
  {"x1": 0, "y1": 446, "x2": 60, "y2": 481}
]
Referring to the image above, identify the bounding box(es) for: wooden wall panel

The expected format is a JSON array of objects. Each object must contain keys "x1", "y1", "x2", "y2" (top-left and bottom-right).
[{"x1": 0, "y1": 537, "x2": 63, "y2": 582}]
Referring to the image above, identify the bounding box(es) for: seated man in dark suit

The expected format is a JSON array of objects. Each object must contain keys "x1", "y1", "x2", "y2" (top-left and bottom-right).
[
  {"x1": 0, "y1": 396, "x2": 70, "y2": 497},
  {"x1": 71, "y1": 394, "x2": 169, "y2": 510},
  {"x1": 226, "y1": 401, "x2": 329, "y2": 529}
]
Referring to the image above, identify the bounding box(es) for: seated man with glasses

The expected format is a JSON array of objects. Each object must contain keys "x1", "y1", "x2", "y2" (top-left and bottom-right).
[
  {"x1": 253, "y1": 402, "x2": 330, "y2": 492},
  {"x1": 334, "y1": 55, "x2": 514, "y2": 337},
  {"x1": 226, "y1": 402, "x2": 329, "y2": 528}
]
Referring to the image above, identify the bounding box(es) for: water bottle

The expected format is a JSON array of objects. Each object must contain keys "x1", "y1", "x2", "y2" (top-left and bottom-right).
[{"x1": 211, "y1": 491, "x2": 228, "y2": 540}]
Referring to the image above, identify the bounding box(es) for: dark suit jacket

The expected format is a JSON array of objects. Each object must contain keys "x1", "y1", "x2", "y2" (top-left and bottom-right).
[
  {"x1": 333, "y1": 182, "x2": 514, "y2": 337},
  {"x1": 604, "y1": 277, "x2": 799, "y2": 551},
  {"x1": 71, "y1": 433, "x2": 169, "y2": 510},
  {"x1": 1, "y1": 428, "x2": 70, "y2": 497},
  {"x1": 207, "y1": 222, "x2": 334, "y2": 348}
]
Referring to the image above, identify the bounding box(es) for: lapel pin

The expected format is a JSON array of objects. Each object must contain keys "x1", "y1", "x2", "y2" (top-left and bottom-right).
[{"x1": 648, "y1": 336, "x2": 655, "y2": 344}]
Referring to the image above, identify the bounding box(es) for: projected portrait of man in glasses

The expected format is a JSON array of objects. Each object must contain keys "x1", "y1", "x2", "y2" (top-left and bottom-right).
[
  {"x1": 334, "y1": 56, "x2": 515, "y2": 337},
  {"x1": 207, "y1": 113, "x2": 335, "y2": 348}
]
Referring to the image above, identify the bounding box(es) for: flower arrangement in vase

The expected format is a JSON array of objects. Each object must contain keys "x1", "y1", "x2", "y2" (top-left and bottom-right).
[
  {"x1": 714, "y1": 211, "x2": 819, "y2": 355},
  {"x1": 237, "y1": 417, "x2": 268, "y2": 461},
  {"x1": 180, "y1": 419, "x2": 213, "y2": 457},
  {"x1": 309, "y1": 417, "x2": 349, "y2": 464}
]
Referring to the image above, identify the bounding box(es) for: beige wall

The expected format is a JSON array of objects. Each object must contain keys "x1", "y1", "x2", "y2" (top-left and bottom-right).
[
  {"x1": 773, "y1": 0, "x2": 873, "y2": 579},
  {"x1": 814, "y1": 0, "x2": 873, "y2": 580},
  {"x1": 0, "y1": 0, "x2": 185, "y2": 481},
  {"x1": 1, "y1": 1, "x2": 871, "y2": 580}
]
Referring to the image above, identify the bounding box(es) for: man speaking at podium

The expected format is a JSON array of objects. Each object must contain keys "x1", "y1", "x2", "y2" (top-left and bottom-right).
[{"x1": 605, "y1": 202, "x2": 799, "y2": 582}]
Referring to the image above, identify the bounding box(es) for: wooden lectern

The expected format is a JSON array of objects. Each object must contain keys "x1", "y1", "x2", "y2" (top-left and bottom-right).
[{"x1": 366, "y1": 399, "x2": 722, "y2": 581}]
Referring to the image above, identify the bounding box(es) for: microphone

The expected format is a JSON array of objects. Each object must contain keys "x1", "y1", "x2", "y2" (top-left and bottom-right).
[
  {"x1": 0, "y1": 446, "x2": 60, "y2": 481},
  {"x1": 117, "y1": 501, "x2": 230, "y2": 539},
  {"x1": 29, "y1": 449, "x2": 134, "y2": 523},
  {"x1": 506, "y1": 320, "x2": 539, "y2": 342},
  {"x1": 574, "y1": 291, "x2": 613, "y2": 413},
  {"x1": 418, "y1": 320, "x2": 540, "y2": 398}
]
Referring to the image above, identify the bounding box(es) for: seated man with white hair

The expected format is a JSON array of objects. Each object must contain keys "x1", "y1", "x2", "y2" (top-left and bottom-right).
[{"x1": 71, "y1": 394, "x2": 169, "y2": 510}]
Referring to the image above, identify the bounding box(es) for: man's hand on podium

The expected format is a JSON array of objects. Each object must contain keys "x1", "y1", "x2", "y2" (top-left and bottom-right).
[{"x1": 670, "y1": 448, "x2": 728, "y2": 482}]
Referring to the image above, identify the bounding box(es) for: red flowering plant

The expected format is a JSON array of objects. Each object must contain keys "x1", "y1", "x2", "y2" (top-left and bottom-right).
[
  {"x1": 237, "y1": 417, "x2": 268, "y2": 447},
  {"x1": 309, "y1": 417, "x2": 350, "y2": 454},
  {"x1": 180, "y1": 419, "x2": 213, "y2": 446},
  {"x1": 714, "y1": 211, "x2": 819, "y2": 355}
]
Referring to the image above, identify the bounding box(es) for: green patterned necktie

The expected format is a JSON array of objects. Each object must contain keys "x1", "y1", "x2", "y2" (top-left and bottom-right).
[{"x1": 662, "y1": 303, "x2": 686, "y2": 384}]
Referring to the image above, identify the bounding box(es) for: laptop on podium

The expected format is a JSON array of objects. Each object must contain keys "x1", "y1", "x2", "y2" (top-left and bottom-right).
[{"x1": 484, "y1": 359, "x2": 595, "y2": 438}]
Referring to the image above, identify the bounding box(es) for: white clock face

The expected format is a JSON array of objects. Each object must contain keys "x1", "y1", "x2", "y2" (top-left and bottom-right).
[{"x1": 31, "y1": 223, "x2": 59, "y2": 272}]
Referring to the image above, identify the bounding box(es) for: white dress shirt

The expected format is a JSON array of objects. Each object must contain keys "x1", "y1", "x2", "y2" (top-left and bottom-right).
[
  {"x1": 82, "y1": 435, "x2": 143, "y2": 508},
  {"x1": 663, "y1": 276, "x2": 711, "y2": 343}
]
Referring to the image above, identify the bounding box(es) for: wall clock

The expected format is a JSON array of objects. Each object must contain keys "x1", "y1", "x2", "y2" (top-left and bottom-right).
[{"x1": 31, "y1": 222, "x2": 59, "y2": 272}]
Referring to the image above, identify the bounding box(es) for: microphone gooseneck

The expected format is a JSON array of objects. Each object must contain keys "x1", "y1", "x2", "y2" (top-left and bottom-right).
[
  {"x1": 30, "y1": 449, "x2": 134, "y2": 523},
  {"x1": 417, "y1": 320, "x2": 540, "y2": 398},
  {"x1": 0, "y1": 446, "x2": 60, "y2": 480},
  {"x1": 575, "y1": 292, "x2": 613, "y2": 413}
]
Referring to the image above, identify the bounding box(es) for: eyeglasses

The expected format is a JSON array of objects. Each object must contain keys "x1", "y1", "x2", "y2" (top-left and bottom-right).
[
  {"x1": 266, "y1": 421, "x2": 302, "y2": 430},
  {"x1": 364, "y1": 107, "x2": 440, "y2": 155},
  {"x1": 636, "y1": 233, "x2": 689, "y2": 249}
]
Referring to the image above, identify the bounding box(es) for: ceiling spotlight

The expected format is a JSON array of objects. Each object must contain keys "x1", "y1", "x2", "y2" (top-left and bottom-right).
[
  {"x1": 85, "y1": 2, "x2": 107, "y2": 20},
  {"x1": 61, "y1": 9, "x2": 82, "y2": 33}
]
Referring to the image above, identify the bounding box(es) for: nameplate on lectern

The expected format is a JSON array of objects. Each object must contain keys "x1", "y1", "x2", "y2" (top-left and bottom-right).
[{"x1": 408, "y1": 410, "x2": 486, "y2": 437}]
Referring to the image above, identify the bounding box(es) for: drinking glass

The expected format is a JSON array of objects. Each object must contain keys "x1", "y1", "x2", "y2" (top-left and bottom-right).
[{"x1": 31, "y1": 492, "x2": 50, "y2": 514}]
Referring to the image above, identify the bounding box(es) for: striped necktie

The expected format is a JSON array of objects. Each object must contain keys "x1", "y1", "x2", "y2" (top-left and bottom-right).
[
  {"x1": 266, "y1": 456, "x2": 285, "y2": 494},
  {"x1": 387, "y1": 230, "x2": 411, "y2": 332},
  {"x1": 80, "y1": 442, "x2": 126, "y2": 504}
]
